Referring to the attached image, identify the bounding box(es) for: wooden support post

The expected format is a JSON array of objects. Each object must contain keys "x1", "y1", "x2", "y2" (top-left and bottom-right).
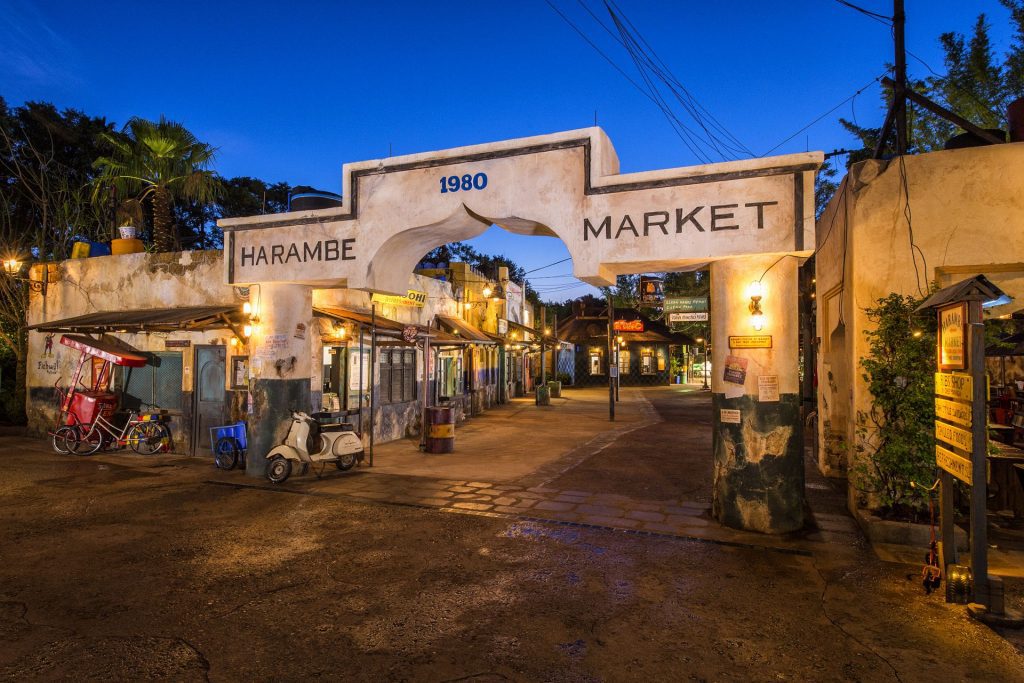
[
  {"x1": 607, "y1": 294, "x2": 615, "y2": 421},
  {"x1": 968, "y1": 299, "x2": 988, "y2": 606}
]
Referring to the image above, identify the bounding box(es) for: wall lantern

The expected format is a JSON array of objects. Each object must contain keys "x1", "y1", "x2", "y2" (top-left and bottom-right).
[
  {"x1": 748, "y1": 280, "x2": 765, "y2": 331},
  {"x1": 482, "y1": 285, "x2": 493, "y2": 298},
  {"x1": 243, "y1": 324, "x2": 253, "y2": 338},
  {"x1": 242, "y1": 301, "x2": 252, "y2": 316},
  {"x1": 2, "y1": 257, "x2": 47, "y2": 293}
]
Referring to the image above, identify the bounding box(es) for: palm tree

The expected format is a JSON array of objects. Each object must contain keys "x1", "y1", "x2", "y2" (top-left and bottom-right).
[{"x1": 94, "y1": 116, "x2": 221, "y2": 252}]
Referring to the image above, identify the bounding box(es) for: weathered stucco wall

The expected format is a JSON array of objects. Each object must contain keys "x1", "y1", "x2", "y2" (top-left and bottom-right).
[
  {"x1": 25, "y1": 251, "x2": 236, "y2": 447},
  {"x1": 24, "y1": 249, "x2": 464, "y2": 451},
  {"x1": 815, "y1": 142, "x2": 1024, "y2": 493}
]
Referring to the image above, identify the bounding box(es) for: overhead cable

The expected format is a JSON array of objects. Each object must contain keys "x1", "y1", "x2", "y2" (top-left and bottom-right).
[{"x1": 760, "y1": 73, "x2": 887, "y2": 156}]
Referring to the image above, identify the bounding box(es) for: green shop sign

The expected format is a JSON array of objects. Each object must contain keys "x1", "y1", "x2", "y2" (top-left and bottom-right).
[{"x1": 664, "y1": 296, "x2": 708, "y2": 313}]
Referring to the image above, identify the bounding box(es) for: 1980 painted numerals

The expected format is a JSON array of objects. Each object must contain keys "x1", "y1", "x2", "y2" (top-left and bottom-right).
[{"x1": 439, "y1": 172, "x2": 487, "y2": 193}]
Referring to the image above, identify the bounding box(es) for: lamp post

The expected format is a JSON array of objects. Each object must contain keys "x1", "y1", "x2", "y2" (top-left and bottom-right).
[{"x1": 696, "y1": 337, "x2": 708, "y2": 390}]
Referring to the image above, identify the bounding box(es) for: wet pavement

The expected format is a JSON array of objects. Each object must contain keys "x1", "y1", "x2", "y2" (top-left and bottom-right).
[{"x1": 1, "y1": 388, "x2": 1023, "y2": 680}]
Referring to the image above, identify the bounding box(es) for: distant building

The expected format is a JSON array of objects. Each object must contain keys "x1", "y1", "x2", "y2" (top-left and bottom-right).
[{"x1": 557, "y1": 303, "x2": 694, "y2": 387}]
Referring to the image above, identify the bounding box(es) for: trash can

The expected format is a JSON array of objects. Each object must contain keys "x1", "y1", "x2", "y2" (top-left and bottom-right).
[
  {"x1": 426, "y1": 406, "x2": 455, "y2": 453},
  {"x1": 547, "y1": 380, "x2": 561, "y2": 398},
  {"x1": 536, "y1": 385, "x2": 551, "y2": 406}
]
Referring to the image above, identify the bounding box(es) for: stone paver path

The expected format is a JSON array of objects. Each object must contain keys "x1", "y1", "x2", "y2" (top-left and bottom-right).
[{"x1": 209, "y1": 469, "x2": 862, "y2": 555}]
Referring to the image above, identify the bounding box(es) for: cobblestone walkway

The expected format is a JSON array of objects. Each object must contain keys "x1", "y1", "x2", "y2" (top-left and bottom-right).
[{"x1": 208, "y1": 469, "x2": 862, "y2": 555}]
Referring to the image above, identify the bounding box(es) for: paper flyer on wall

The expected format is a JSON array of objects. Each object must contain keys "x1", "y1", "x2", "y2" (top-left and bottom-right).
[{"x1": 723, "y1": 355, "x2": 748, "y2": 398}]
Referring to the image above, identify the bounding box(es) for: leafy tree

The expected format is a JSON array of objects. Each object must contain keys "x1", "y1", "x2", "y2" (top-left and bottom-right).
[
  {"x1": 94, "y1": 116, "x2": 222, "y2": 252},
  {"x1": 0, "y1": 99, "x2": 117, "y2": 422},
  {"x1": 853, "y1": 293, "x2": 937, "y2": 516},
  {"x1": 839, "y1": 2, "x2": 1024, "y2": 161}
]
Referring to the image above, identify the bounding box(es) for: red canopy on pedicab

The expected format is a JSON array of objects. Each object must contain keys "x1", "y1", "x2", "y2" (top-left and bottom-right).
[{"x1": 59, "y1": 335, "x2": 149, "y2": 367}]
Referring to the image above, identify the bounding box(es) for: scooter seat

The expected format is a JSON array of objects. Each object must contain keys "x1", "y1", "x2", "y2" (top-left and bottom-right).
[{"x1": 319, "y1": 423, "x2": 350, "y2": 432}]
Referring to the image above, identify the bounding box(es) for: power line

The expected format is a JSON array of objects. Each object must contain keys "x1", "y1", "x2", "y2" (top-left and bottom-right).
[
  {"x1": 525, "y1": 256, "x2": 572, "y2": 274},
  {"x1": 833, "y1": 0, "x2": 892, "y2": 26},
  {"x1": 603, "y1": 0, "x2": 754, "y2": 158},
  {"x1": 541, "y1": 0, "x2": 698, "y2": 156},
  {"x1": 761, "y1": 73, "x2": 886, "y2": 156}
]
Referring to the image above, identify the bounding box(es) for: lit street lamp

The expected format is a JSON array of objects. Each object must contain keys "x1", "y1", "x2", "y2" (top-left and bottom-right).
[
  {"x1": 696, "y1": 336, "x2": 709, "y2": 390},
  {"x1": 2, "y1": 257, "x2": 46, "y2": 293}
]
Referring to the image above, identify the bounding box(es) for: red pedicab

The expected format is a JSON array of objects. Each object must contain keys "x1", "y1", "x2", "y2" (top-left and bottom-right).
[{"x1": 50, "y1": 335, "x2": 171, "y2": 455}]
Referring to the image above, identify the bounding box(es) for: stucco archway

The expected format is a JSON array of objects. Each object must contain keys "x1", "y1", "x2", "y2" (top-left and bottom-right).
[{"x1": 218, "y1": 128, "x2": 821, "y2": 534}]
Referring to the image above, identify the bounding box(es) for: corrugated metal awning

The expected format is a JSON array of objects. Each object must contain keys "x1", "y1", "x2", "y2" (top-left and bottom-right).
[
  {"x1": 314, "y1": 307, "x2": 407, "y2": 332},
  {"x1": 436, "y1": 315, "x2": 497, "y2": 343},
  {"x1": 28, "y1": 305, "x2": 241, "y2": 333}
]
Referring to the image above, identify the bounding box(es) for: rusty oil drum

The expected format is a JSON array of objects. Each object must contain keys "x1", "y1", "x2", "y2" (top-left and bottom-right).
[{"x1": 426, "y1": 406, "x2": 455, "y2": 453}]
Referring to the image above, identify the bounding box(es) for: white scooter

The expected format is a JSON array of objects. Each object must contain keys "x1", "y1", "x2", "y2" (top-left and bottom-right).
[{"x1": 265, "y1": 412, "x2": 364, "y2": 484}]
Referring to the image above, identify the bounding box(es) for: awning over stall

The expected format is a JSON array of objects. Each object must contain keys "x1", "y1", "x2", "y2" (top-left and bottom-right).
[
  {"x1": 314, "y1": 307, "x2": 464, "y2": 344},
  {"x1": 314, "y1": 306, "x2": 406, "y2": 333},
  {"x1": 436, "y1": 315, "x2": 497, "y2": 343},
  {"x1": 28, "y1": 305, "x2": 241, "y2": 333}
]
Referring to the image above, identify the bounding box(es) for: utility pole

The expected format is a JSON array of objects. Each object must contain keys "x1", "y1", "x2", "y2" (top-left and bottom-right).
[
  {"x1": 894, "y1": 0, "x2": 907, "y2": 156},
  {"x1": 607, "y1": 294, "x2": 615, "y2": 421},
  {"x1": 540, "y1": 305, "x2": 547, "y2": 385}
]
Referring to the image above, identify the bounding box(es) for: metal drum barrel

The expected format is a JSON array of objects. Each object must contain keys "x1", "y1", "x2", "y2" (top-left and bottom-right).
[{"x1": 426, "y1": 406, "x2": 455, "y2": 453}]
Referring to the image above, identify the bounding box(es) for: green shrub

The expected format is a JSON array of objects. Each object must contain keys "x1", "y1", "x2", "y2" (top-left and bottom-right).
[{"x1": 852, "y1": 293, "x2": 937, "y2": 515}]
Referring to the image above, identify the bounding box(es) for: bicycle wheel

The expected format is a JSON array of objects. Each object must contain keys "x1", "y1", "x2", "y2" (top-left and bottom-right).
[
  {"x1": 129, "y1": 421, "x2": 170, "y2": 455},
  {"x1": 214, "y1": 437, "x2": 239, "y2": 470},
  {"x1": 71, "y1": 426, "x2": 104, "y2": 456},
  {"x1": 51, "y1": 425, "x2": 78, "y2": 454}
]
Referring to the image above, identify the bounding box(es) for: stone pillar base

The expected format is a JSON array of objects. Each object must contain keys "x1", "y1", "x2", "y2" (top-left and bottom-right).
[{"x1": 712, "y1": 394, "x2": 805, "y2": 534}]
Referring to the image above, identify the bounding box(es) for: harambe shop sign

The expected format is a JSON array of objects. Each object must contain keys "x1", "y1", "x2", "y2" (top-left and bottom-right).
[{"x1": 221, "y1": 128, "x2": 819, "y2": 293}]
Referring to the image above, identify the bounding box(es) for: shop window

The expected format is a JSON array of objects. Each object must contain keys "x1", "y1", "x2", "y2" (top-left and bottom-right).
[
  {"x1": 117, "y1": 352, "x2": 183, "y2": 411},
  {"x1": 641, "y1": 350, "x2": 655, "y2": 375},
  {"x1": 589, "y1": 352, "x2": 603, "y2": 375},
  {"x1": 380, "y1": 348, "x2": 416, "y2": 404},
  {"x1": 618, "y1": 350, "x2": 631, "y2": 375}
]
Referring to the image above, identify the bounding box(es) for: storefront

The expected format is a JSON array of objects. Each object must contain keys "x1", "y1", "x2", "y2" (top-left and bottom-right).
[{"x1": 558, "y1": 308, "x2": 691, "y2": 387}]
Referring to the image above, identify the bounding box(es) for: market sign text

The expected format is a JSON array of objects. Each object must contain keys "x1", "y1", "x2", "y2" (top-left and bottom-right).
[{"x1": 584, "y1": 202, "x2": 779, "y2": 241}]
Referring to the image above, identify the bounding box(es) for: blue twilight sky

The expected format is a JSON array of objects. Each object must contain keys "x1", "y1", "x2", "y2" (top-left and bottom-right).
[{"x1": 0, "y1": 0, "x2": 1017, "y2": 300}]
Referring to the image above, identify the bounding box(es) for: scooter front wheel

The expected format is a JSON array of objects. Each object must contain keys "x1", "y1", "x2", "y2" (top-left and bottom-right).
[{"x1": 267, "y1": 455, "x2": 292, "y2": 484}]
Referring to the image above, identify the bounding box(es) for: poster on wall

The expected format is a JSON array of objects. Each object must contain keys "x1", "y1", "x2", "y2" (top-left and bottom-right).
[
  {"x1": 723, "y1": 355, "x2": 748, "y2": 385},
  {"x1": 723, "y1": 355, "x2": 748, "y2": 399},
  {"x1": 757, "y1": 374, "x2": 779, "y2": 402},
  {"x1": 348, "y1": 347, "x2": 372, "y2": 393},
  {"x1": 506, "y1": 282, "x2": 524, "y2": 325}
]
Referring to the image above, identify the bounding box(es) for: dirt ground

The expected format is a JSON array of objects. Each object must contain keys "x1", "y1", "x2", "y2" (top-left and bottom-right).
[
  {"x1": 2, "y1": 389, "x2": 1024, "y2": 681},
  {"x1": 548, "y1": 386, "x2": 713, "y2": 502}
]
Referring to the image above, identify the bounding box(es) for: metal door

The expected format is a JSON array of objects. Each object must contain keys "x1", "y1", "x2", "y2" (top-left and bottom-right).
[{"x1": 193, "y1": 345, "x2": 226, "y2": 456}]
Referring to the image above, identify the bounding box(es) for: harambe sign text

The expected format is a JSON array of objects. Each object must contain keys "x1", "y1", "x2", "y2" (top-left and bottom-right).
[{"x1": 240, "y1": 239, "x2": 355, "y2": 267}]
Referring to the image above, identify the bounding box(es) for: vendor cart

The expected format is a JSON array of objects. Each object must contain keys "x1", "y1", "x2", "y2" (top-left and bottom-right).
[{"x1": 49, "y1": 335, "x2": 150, "y2": 453}]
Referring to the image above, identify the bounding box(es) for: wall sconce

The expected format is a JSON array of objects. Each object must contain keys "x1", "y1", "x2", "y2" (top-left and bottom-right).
[
  {"x1": 243, "y1": 324, "x2": 253, "y2": 338},
  {"x1": 748, "y1": 280, "x2": 765, "y2": 331},
  {"x1": 3, "y1": 258, "x2": 47, "y2": 293},
  {"x1": 482, "y1": 285, "x2": 492, "y2": 298}
]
